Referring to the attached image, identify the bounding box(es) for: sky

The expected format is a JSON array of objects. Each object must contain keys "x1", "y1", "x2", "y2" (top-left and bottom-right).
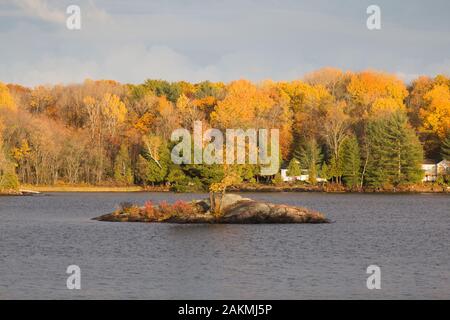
[{"x1": 0, "y1": 0, "x2": 449, "y2": 86}]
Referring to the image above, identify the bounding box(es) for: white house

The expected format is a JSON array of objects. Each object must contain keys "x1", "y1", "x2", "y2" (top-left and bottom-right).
[
  {"x1": 421, "y1": 159, "x2": 449, "y2": 182},
  {"x1": 280, "y1": 168, "x2": 327, "y2": 183},
  {"x1": 422, "y1": 160, "x2": 437, "y2": 182},
  {"x1": 437, "y1": 159, "x2": 449, "y2": 174}
]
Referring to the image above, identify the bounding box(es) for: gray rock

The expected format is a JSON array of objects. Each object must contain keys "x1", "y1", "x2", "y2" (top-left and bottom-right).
[
  {"x1": 221, "y1": 200, "x2": 326, "y2": 223},
  {"x1": 218, "y1": 194, "x2": 252, "y2": 211}
]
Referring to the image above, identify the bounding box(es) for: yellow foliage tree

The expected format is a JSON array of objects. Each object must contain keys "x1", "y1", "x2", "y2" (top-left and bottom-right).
[
  {"x1": 29, "y1": 85, "x2": 53, "y2": 114},
  {"x1": 304, "y1": 67, "x2": 344, "y2": 95},
  {"x1": 153, "y1": 96, "x2": 180, "y2": 139},
  {"x1": 209, "y1": 165, "x2": 242, "y2": 217},
  {"x1": 0, "y1": 82, "x2": 16, "y2": 111},
  {"x1": 211, "y1": 80, "x2": 273, "y2": 129},
  {"x1": 372, "y1": 97, "x2": 406, "y2": 115},
  {"x1": 176, "y1": 93, "x2": 189, "y2": 112},
  {"x1": 260, "y1": 81, "x2": 293, "y2": 159},
  {"x1": 347, "y1": 71, "x2": 408, "y2": 118},
  {"x1": 421, "y1": 84, "x2": 450, "y2": 138},
  {"x1": 281, "y1": 80, "x2": 333, "y2": 141},
  {"x1": 11, "y1": 139, "x2": 31, "y2": 163},
  {"x1": 133, "y1": 113, "x2": 154, "y2": 134},
  {"x1": 101, "y1": 93, "x2": 127, "y2": 135}
]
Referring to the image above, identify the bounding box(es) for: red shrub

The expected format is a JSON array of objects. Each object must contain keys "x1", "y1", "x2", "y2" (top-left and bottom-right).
[
  {"x1": 143, "y1": 201, "x2": 158, "y2": 219},
  {"x1": 172, "y1": 200, "x2": 195, "y2": 216},
  {"x1": 158, "y1": 201, "x2": 172, "y2": 215}
]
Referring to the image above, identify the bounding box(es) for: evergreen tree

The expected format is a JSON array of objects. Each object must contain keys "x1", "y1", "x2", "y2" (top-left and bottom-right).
[
  {"x1": 286, "y1": 158, "x2": 301, "y2": 176},
  {"x1": 166, "y1": 165, "x2": 186, "y2": 185},
  {"x1": 341, "y1": 136, "x2": 361, "y2": 188},
  {"x1": 135, "y1": 155, "x2": 149, "y2": 184},
  {"x1": 320, "y1": 162, "x2": 331, "y2": 181},
  {"x1": 366, "y1": 112, "x2": 423, "y2": 187},
  {"x1": 166, "y1": 165, "x2": 194, "y2": 191},
  {"x1": 328, "y1": 154, "x2": 344, "y2": 184},
  {"x1": 184, "y1": 163, "x2": 224, "y2": 188},
  {"x1": 272, "y1": 172, "x2": 283, "y2": 185},
  {"x1": 236, "y1": 164, "x2": 258, "y2": 182},
  {"x1": 137, "y1": 140, "x2": 171, "y2": 185},
  {"x1": 299, "y1": 139, "x2": 323, "y2": 184},
  {"x1": 441, "y1": 132, "x2": 450, "y2": 160},
  {"x1": 114, "y1": 144, "x2": 133, "y2": 185}
]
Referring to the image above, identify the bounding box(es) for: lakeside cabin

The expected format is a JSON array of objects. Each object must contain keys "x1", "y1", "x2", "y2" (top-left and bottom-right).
[
  {"x1": 422, "y1": 159, "x2": 449, "y2": 182},
  {"x1": 280, "y1": 168, "x2": 327, "y2": 183}
]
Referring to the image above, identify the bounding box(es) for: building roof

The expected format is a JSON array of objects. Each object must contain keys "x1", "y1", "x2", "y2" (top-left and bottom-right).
[{"x1": 423, "y1": 159, "x2": 437, "y2": 165}]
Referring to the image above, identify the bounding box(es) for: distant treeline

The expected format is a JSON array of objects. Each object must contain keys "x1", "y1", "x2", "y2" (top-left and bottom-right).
[{"x1": 0, "y1": 68, "x2": 449, "y2": 191}]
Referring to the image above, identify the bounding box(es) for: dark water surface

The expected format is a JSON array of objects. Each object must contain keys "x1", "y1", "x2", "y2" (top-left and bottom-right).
[{"x1": 0, "y1": 192, "x2": 449, "y2": 299}]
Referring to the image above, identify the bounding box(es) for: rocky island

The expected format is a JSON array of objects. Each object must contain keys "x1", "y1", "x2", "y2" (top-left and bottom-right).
[{"x1": 93, "y1": 194, "x2": 329, "y2": 224}]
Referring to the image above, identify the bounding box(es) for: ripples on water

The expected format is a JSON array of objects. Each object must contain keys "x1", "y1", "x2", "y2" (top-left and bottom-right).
[{"x1": 0, "y1": 192, "x2": 449, "y2": 299}]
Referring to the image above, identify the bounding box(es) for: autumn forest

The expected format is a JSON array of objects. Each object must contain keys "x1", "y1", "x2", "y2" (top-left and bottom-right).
[{"x1": 1, "y1": 68, "x2": 449, "y2": 192}]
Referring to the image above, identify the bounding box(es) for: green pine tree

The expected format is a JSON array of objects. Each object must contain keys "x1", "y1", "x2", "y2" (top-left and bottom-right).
[
  {"x1": 114, "y1": 144, "x2": 133, "y2": 185},
  {"x1": 299, "y1": 139, "x2": 323, "y2": 184},
  {"x1": 341, "y1": 136, "x2": 361, "y2": 188},
  {"x1": 328, "y1": 154, "x2": 344, "y2": 184},
  {"x1": 366, "y1": 112, "x2": 423, "y2": 187},
  {"x1": 137, "y1": 140, "x2": 171, "y2": 185},
  {"x1": 320, "y1": 162, "x2": 331, "y2": 181},
  {"x1": 286, "y1": 158, "x2": 301, "y2": 176}
]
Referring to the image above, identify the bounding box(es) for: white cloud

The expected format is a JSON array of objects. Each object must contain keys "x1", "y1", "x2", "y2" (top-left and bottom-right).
[
  {"x1": 4, "y1": 56, "x2": 99, "y2": 86},
  {"x1": 11, "y1": 0, "x2": 65, "y2": 23},
  {"x1": 9, "y1": 0, "x2": 110, "y2": 25},
  {"x1": 2, "y1": 45, "x2": 217, "y2": 86}
]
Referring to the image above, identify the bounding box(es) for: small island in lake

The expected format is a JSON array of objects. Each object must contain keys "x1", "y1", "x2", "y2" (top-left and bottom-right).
[{"x1": 93, "y1": 194, "x2": 329, "y2": 224}]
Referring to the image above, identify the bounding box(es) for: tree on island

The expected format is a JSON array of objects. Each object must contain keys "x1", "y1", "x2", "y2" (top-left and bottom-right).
[{"x1": 209, "y1": 164, "x2": 242, "y2": 217}]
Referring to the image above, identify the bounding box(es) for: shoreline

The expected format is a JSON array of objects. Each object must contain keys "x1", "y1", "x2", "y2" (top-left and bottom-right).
[
  {"x1": 2, "y1": 183, "x2": 449, "y2": 195},
  {"x1": 230, "y1": 183, "x2": 450, "y2": 194},
  {"x1": 19, "y1": 185, "x2": 148, "y2": 193}
]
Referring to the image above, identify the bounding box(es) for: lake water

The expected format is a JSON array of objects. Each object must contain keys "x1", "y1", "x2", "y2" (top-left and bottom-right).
[{"x1": 0, "y1": 192, "x2": 449, "y2": 299}]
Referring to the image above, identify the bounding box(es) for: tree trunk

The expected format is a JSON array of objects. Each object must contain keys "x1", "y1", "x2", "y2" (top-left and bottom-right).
[
  {"x1": 217, "y1": 187, "x2": 227, "y2": 215},
  {"x1": 209, "y1": 191, "x2": 215, "y2": 215},
  {"x1": 360, "y1": 144, "x2": 369, "y2": 189}
]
